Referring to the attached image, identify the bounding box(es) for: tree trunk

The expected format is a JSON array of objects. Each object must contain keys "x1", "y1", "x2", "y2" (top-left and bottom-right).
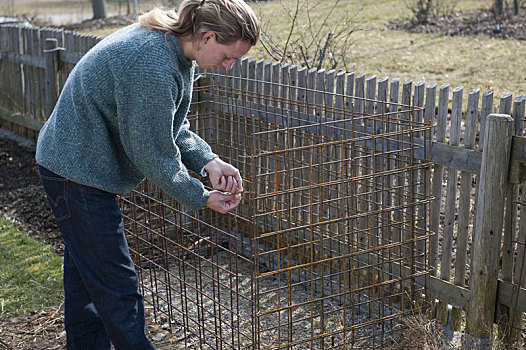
[
  {"x1": 495, "y1": 0, "x2": 504, "y2": 16},
  {"x1": 514, "y1": 0, "x2": 519, "y2": 15},
  {"x1": 130, "y1": 0, "x2": 138, "y2": 14},
  {"x1": 92, "y1": 0, "x2": 107, "y2": 20}
]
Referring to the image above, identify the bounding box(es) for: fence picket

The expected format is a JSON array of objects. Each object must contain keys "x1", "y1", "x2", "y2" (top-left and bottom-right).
[
  {"x1": 451, "y1": 88, "x2": 480, "y2": 331},
  {"x1": 438, "y1": 86, "x2": 464, "y2": 326},
  {"x1": 511, "y1": 97, "x2": 526, "y2": 343},
  {"x1": 499, "y1": 92, "x2": 513, "y2": 115},
  {"x1": 498, "y1": 92, "x2": 521, "y2": 338},
  {"x1": 388, "y1": 78, "x2": 401, "y2": 264},
  {"x1": 414, "y1": 81, "x2": 426, "y2": 267},
  {"x1": 429, "y1": 84, "x2": 449, "y2": 277},
  {"x1": 465, "y1": 114, "x2": 513, "y2": 347},
  {"x1": 470, "y1": 90, "x2": 495, "y2": 269}
]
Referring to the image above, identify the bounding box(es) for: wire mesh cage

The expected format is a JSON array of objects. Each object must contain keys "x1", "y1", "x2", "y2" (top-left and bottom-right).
[{"x1": 119, "y1": 64, "x2": 433, "y2": 349}]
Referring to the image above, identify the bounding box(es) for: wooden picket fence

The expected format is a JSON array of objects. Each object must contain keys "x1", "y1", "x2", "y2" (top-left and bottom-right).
[{"x1": 1, "y1": 24, "x2": 526, "y2": 347}]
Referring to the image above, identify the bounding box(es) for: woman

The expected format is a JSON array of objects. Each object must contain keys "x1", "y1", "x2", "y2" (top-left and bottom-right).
[{"x1": 35, "y1": 1, "x2": 260, "y2": 349}]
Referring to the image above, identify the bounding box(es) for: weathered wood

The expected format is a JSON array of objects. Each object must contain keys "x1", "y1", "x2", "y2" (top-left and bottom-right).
[
  {"x1": 354, "y1": 73, "x2": 367, "y2": 259},
  {"x1": 247, "y1": 58, "x2": 256, "y2": 103},
  {"x1": 465, "y1": 114, "x2": 514, "y2": 347},
  {"x1": 345, "y1": 72, "x2": 355, "y2": 113},
  {"x1": 354, "y1": 73, "x2": 365, "y2": 118},
  {"x1": 438, "y1": 86, "x2": 464, "y2": 325},
  {"x1": 288, "y1": 65, "x2": 298, "y2": 113},
  {"x1": 401, "y1": 80, "x2": 412, "y2": 120},
  {"x1": 388, "y1": 78, "x2": 401, "y2": 256},
  {"x1": 509, "y1": 96, "x2": 526, "y2": 344},
  {"x1": 44, "y1": 38, "x2": 59, "y2": 119},
  {"x1": 499, "y1": 92, "x2": 513, "y2": 115},
  {"x1": 315, "y1": 68, "x2": 326, "y2": 125},
  {"x1": 280, "y1": 63, "x2": 289, "y2": 114},
  {"x1": 429, "y1": 277, "x2": 526, "y2": 314},
  {"x1": 306, "y1": 68, "x2": 317, "y2": 128},
  {"x1": 479, "y1": 91, "x2": 494, "y2": 152},
  {"x1": 296, "y1": 67, "x2": 306, "y2": 116},
  {"x1": 233, "y1": 59, "x2": 242, "y2": 92},
  {"x1": 2, "y1": 51, "x2": 46, "y2": 68},
  {"x1": 240, "y1": 57, "x2": 248, "y2": 93},
  {"x1": 502, "y1": 95, "x2": 521, "y2": 285},
  {"x1": 0, "y1": 108, "x2": 45, "y2": 132},
  {"x1": 429, "y1": 83, "x2": 445, "y2": 278},
  {"x1": 413, "y1": 80, "x2": 426, "y2": 268},
  {"x1": 451, "y1": 88, "x2": 480, "y2": 331},
  {"x1": 365, "y1": 75, "x2": 376, "y2": 130},
  {"x1": 498, "y1": 280, "x2": 526, "y2": 313},
  {"x1": 334, "y1": 71, "x2": 345, "y2": 120},
  {"x1": 413, "y1": 81, "x2": 425, "y2": 126},
  {"x1": 377, "y1": 76, "x2": 388, "y2": 116},
  {"x1": 325, "y1": 69, "x2": 335, "y2": 122}
]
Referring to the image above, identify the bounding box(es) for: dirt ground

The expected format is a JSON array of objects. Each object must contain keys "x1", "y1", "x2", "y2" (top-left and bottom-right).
[{"x1": 0, "y1": 8, "x2": 525, "y2": 349}]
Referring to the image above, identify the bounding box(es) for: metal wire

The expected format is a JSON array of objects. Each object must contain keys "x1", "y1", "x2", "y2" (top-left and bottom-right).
[{"x1": 119, "y1": 68, "x2": 433, "y2": 349}]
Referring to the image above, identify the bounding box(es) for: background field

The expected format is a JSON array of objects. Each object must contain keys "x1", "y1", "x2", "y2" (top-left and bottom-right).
[{"x1": 1, "y1": 0, "x2": 524, "y2": 99}]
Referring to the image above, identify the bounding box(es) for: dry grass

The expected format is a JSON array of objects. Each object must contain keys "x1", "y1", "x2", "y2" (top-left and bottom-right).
[
  {"x1": 387, "y1": 313, "x2": 525, "y2": 350},
  {"x1": 387, "y1": 314, "x2": 453, "y2": 350},
  {"x1": 250, "y1": 0, "x2": 525, "y2": 99},
  {"x1": 3, "y1": 0, "x2": 523, "y2": 98}
]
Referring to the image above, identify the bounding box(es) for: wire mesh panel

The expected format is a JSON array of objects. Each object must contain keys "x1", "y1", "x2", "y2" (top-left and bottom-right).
[
  {"x1": 494, "y1": 194, "x2": 526, "y2": 349},
  {"x1": 120, "y1": 184, "x2": 256, "y2": 348},
  {"x1": 120, "y1": 63, "x2": 433, "y2": 349}
]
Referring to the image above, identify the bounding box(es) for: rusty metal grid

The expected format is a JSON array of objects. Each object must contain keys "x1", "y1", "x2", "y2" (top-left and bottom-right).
[
  {"x1": 495, "y1": 197, "x2": 526, "y2": 348},
  {"x1": 119, "y1": 68, "x2": 433, "y2": 349}
]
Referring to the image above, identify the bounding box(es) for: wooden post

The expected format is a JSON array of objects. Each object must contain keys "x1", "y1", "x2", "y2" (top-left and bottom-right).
[
  {"x1": 464, "y1": 114, "x2": 514, "y2": 349},
  {"x1": 44, "y1": 38, "x2": 59, "y2": 119}
]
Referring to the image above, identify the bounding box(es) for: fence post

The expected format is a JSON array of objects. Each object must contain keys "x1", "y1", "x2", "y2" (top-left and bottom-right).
[
  {"x1": 44, "y1": 38, "x2": 59, "y2": 119},
  {"x1": 464, "y1": 114, "x2": 514, "y2": 349}
]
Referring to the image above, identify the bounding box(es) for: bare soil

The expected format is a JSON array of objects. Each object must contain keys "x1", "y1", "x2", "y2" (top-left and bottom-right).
[
  {"x1": 388, "y1": 8, "x2": 526, "y2": 41},
  {"x1": 0, "y1": 7, "x2": 525, "y2": 348}
]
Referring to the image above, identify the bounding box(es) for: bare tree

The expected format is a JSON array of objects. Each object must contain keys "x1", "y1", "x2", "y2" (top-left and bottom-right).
[
  {"x1": 258, "y1": 0, "x2": 360, "y2": 71},
  {"x1": 92, "y1": 0, "x2": 107, "y2": 19}
]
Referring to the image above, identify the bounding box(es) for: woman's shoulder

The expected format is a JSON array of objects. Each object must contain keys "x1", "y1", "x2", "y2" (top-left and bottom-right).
[{"x1": 95, "y1": 24, "x2": 172, "y2": 63}]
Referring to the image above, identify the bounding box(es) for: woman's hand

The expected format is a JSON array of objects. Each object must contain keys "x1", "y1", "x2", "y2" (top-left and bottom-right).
[
  {"x1": 206, "y1": 190, "x2": 242, "y2": 214},
  {"x1": 204, "y1": 157, "x2": 243, "y2": 194}
]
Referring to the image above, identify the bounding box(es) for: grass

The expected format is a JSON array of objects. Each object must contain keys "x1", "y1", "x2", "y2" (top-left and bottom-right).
[
  {"x1": 0, "y1": 0, "x2": 159, "y2": 16},
  {"x1": 0, "y1": 218, "x2": 63, "y2": 318},
  {"x1": 249, "y1": 0, "x2": 525, "y2": 99},
  {"x1": 2, "y1": 0, "x2": 524, "y2": 98}
]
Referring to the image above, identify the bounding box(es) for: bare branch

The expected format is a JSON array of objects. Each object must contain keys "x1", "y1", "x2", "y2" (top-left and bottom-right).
[
  {"x1": 317, "y1": 33, "x2": 332, "y2": 70},
  {"x1": 281, "y1": 0, "x2": 301, "y2": 63}
]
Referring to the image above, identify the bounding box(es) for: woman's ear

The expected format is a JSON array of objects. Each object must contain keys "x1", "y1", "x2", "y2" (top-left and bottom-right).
[{"x1": 201, "y1": 31, "x2": 216, "y2": 44}]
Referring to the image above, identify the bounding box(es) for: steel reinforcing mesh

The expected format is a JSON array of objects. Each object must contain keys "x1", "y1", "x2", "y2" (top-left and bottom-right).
[{"x1": 120, "y1": 67, "x2": 433, "y2": 349}]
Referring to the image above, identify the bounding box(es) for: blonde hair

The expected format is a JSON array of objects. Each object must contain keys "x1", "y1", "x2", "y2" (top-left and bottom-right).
[{"x1": 138, "y1": 0, "x2": 260, "y2": 46}]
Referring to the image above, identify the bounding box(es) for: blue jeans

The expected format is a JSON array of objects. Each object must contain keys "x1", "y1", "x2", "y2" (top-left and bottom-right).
[{"x1": 38, "y1": 166, "x2": 156, "y2": 350}]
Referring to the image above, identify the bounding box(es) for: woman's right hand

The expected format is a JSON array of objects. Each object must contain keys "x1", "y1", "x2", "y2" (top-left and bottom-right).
[{"x1": 206, "y1": 190, "x2": 242, "y2": 214}]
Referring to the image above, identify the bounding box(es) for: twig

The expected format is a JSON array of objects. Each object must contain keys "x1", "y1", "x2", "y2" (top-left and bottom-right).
[
  {"x1": 317, "y1": 32, "x2": 332, "y2": 70},
  {"x1": 258, "y1": 36, "x2": 280, "y2": 62},
  {"x1": 280, "y1": 0, "x2": 301, "y2": 63}
]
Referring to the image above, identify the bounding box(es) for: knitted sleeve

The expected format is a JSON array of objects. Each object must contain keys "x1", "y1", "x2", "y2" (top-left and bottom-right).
[
  {"x1": 175, "y1": 117, "x2": 217, "y2": 174},
  {"x1": 114, "y1": 55, "x2": 209, "y2": 210}
]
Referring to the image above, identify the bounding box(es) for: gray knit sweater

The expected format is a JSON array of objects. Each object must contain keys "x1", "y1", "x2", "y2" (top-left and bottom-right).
[{"x1": 36, "y1": 24, "x2": 216, "y2": 210}]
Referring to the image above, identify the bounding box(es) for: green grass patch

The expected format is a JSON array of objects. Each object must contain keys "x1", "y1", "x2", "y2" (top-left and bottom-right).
[{"x1": 0, "y1": 218, "x2": 63, "y2": 317}]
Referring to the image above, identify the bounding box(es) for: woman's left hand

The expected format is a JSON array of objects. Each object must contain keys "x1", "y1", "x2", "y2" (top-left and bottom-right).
[{"x1": 204, "y1": 157, "x2": 243, "y2": 194}]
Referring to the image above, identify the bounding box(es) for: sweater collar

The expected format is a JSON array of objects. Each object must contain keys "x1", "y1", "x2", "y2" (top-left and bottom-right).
[{"x1": 166, "y1": 33, "x2": 193, "y2": 70}]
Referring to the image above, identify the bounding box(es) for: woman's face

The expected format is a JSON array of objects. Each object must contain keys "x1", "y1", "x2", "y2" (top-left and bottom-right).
[{"x1": 195, "y1": 32, "x2": 252, "y2": 70}]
